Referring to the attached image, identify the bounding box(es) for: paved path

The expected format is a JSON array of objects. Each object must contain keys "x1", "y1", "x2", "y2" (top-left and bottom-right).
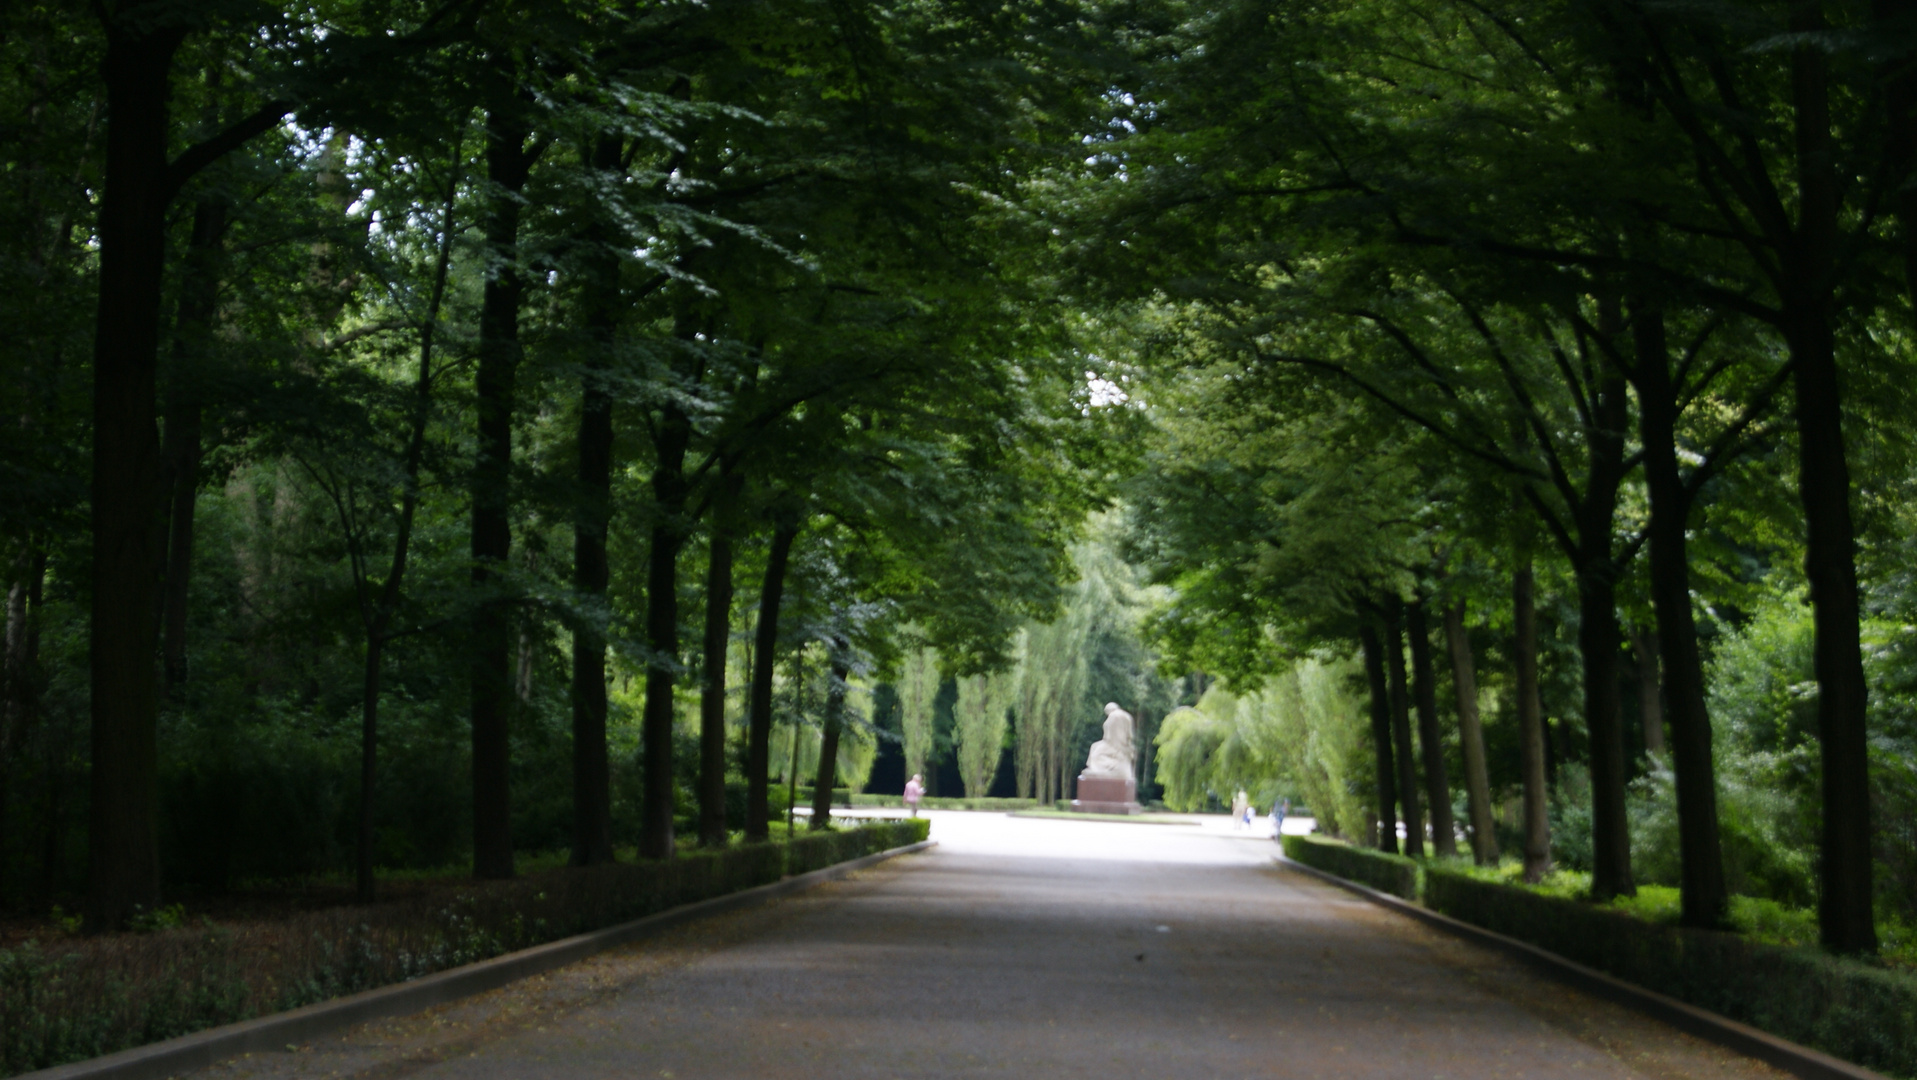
[{"x1": 201, "y1": 813, "x2": 1784, "y2": 1080}]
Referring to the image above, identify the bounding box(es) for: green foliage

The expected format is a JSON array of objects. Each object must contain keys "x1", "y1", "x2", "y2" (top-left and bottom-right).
[
  {"x1": 952, "y1": 671, "x2": 1014, "y2": 799},
  {"x1": 1151, "y1": 658, "x2": 1371, "y2": 835},
  {"x1": 897, "y1": 648, "x2": 941, "y2": 786},
  {"x1": 1281, "y1": 834, "x2": 1420, "y2": 901},
  {"x1": 1011, "y1": 513, "x2": 1176, "y2": 803},
  {"x1": 1152, "y1": 706, "x2": 1228, "y2": 812},
  {"x1": 782, "y1": 819, "x2": 930, "y2": 876}
]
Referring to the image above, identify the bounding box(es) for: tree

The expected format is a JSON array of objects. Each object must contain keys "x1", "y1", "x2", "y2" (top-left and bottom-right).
[
  {"x1": 953, "y1": 670, "x2": 1014, "y2": 798},
  {"x1": 898, "y1": 648, "x2": 940, "y2": 793},
  {"x1": 1444, "y1": 603, "x2": 1499, "y2": 864}
]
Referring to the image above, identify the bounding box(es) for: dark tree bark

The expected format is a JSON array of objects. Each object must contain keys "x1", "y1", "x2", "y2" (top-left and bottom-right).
[
  {"x1": 469, "y1": 108, "x2": 539, "y2": 882},
  {"x1": 87, "y1": 18, "x2": 188, "y2": 931},
  {"x1": 1620, "y1": 0, "x2": 1875, "y2": 951},
  {"x1": 1444, "y1": 604, "x2": 1499, "y2": 865},
  {"x1": 356, "y1": 626, "x2": 385, "y2": 904},
  {"x1": 698, "y1": 485, "x2": 739, "y2": 847},
  {"x1": 569, "y1": 137, "x2": 621, "y2": 868},
  {"x1": 1787, "y1": 16, "x2": 1876, "y2": 954},
  {"x1": 1383, "y1": 601, "x2": 1423, "y2": 856},
  {"x1": 1571, "y1": 359, "x2": 1635, "y2": 900},
  {"x1": 1359, "y1": 622, "x2": 1399, "y2": 854},
  {"x1": 3, "y1": 559, "x2": 34, "y2": 757},
  {"x1": 1407, "y1": 600, "x2": 1456, "y2": 857},
  {"x1": 1635, "y1": 630, "x2": 1666, "y2": 755},
  {"x1": 1575, "y1": 564, "x2": 1632, "y2": 898},
  {"x1": 744, "y1": 523, "x2": 799, "y2": 841},
  {"x1": 1631, "y1": 306, "x2": 1727, "y2": 927},
  {"x1": 2, "y1": 548, "x2": 46, "y2": 882},
  {"x1": 810, "y1": 645, "x2": 849, "y2": 831},
  {"x1": 1514, "y1": 558, "x2": 1551, "y2": 882},
  {"x1": 639, "y1": 407, "x2": 692, "y2": 860},
  {"x1": 159, "y1": 193, "x2": 226, "y2": 695}
]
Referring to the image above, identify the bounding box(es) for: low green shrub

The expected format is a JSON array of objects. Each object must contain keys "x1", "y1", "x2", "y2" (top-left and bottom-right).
[
  {"x1": 850, "y1": 794, "x2": 1037, "y2": 811},
  {"x1": 1423, "y1": 866, "x2": 1917, "y2": 1078},
  {"x1": 1281, "y1": 834, "x2": 1420, "y2": 900},
  {"x1": 0, "y1": 820, "x2": 925, "y2": 1079},
  {"x1": 785, "y1": 818, "x2": 928, "y2": 875}
]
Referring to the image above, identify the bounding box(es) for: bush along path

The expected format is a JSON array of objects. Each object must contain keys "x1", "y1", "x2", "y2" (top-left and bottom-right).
[
  {"x1": 0, "y1": 820, "x2": 929, "y2": 1079},
  {"x1": 1282, "y1": 834, "x2": 1917, "y2": 1079}
]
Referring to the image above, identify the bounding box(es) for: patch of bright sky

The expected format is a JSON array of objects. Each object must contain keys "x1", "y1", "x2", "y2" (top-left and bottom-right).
[{"x1": 1086, "y1": 370, "x2": 1128, "y2": 408}]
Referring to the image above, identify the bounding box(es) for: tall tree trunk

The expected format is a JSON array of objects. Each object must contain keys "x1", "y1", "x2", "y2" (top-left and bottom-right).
[
  {"x1": 1632, "y1": 305, "x2": 1727, "y2": 927},
  {"x1": 569, "y1": 138, "x2": 620, "y2": 867},
  {"x1": 639, "y1": 409, "x2": 691, "y2": 860},
  {"x1": 1359, "y1": 622, "x2": 1399, "y2": 855},
  {"x1": 744, "y1": 523, "x2": 799, "y2": 841},
  {"x1": 38, "y1": 700, "x2": 61, "y2": 910},
  {"x1": 1444, "y1": 604, "x2": 1498, "y2": 865},
  {"x1": 1574, "y1": 362, "x2": 1634, "y2": 900},
  {"x1": 1514, "y1": 557, "x2": 1551, "y2": 882},
  {"x1": 1407, "y1": 600, "x2": 1456, "y2": 857},
  {"x1": 2, "y1": 549, "x2": 46, "y2": 888},
  {"x1": 469, "y1": 108, "x2": 538, "y2": 882},
  {"x1": 87, "y1": 19, "x2": 186, "y2": 931},
  {"x1": 356, "y1": 634, "x2": 385, "y2": 901},
  {"x1": 810, "y1": 645, "x2": 849, "y2": 831},
  {"x1": 1789, "y1": 14, "x2": 1876, "y2": 954},
  {"x1": 160, "y1": 194, "x2": 226, "y2": 695},
  {"x1": 1635, "y1": 630, "x2": 1666, "y2": 754},
  {"x1": 1576, "y1": 567, "x2": 1632, "y2": 899},
  {"x1": 2, "y1": 567, "x2": 25, "y2": 828},
  {"x1": 1383, "y1": 600, "x2": 1423, "y2": 856},
  {"x1": 699, "y1": 491, "x2": 738, "y2": 847}
]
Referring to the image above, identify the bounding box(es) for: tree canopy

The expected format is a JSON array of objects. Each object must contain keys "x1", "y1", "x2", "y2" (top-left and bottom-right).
[{"x1": 5, "y1": 0, "x2": 1917, "y2": 977}]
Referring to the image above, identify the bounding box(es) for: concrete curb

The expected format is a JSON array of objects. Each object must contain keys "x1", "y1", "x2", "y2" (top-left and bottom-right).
[
  {"x1": 19, "y1": 839, "x2": 937, "y2": 1080},
  {"x1": 1274, "y1": 854, "x2": 1888, "y2": 1080}
]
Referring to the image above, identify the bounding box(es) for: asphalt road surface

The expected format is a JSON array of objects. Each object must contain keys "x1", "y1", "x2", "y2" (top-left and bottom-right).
[{"x1": 198, "y1": 812, "x2": 1785, "y2": 1080}]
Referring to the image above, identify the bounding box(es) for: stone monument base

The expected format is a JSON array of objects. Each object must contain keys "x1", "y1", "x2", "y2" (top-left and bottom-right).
[{"x1": 1072, "y1": 775, "x2": 1141, "y2": 815}]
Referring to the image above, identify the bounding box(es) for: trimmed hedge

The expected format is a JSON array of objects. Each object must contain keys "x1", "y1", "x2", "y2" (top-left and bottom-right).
[
  {"x1": 786, "y1": 817, "x2": 930, "y2": 875},
  {"x1": 1280, "y1": 839, "x2": 1917, "y2": 1078},
  {"x1": 850, "y1": 794, "x2": 1038, "y2": 811},
  {"x1": 1422, "y1": 867, "x2": 1917, "y2": 1078},
  {"x1": 0, "y1": 819, "x2": 928, "y2": 1079},
  {"x1": 1282, "y1": 834, "x2": 1420, "y2": 900}
]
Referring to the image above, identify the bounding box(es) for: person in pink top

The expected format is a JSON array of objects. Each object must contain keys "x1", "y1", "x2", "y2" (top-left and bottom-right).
[{"x1": 904, "y1": 773, "x2": 925, "y2": 817}]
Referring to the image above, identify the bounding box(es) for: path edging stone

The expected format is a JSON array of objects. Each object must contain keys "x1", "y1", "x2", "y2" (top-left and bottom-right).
[
  {"x1": 18, "y1": 839, "x2": 937, "y2": 1080},
  {"x1": 1275, "y1": 853, "x2": 1888, "y2": 1080}
]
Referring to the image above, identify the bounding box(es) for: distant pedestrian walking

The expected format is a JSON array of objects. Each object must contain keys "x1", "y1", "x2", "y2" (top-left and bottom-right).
[
  {"x1": 1231, "y1": 789, "x2": 1249, "y2": 829},
  {"x1": 905, "y1": 773, "x2": 925, "y2": 817},
  {"x1": 1272, "y1": 797, "x2": 1290, "y2": 841}
]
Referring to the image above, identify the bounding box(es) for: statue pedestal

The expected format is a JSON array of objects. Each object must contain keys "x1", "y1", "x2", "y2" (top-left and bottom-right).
[{"x1": 1072, "y1": 775, "x2": 1141, "y2": 815}]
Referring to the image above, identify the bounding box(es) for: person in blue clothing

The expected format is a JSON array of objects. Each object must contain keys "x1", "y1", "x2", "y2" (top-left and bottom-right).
[{"x1": 1271, "y1": 797, "x2": 1290, "y2": 841}]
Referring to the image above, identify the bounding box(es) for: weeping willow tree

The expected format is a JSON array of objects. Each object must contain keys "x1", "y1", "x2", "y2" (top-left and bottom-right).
[
  {"x1": 898, "y1": 647, "x2": 940, "y2": 784},
  {"x1": 1013, "y1": 512, "x2": 1175, "y2": 803},
  {"x1": 953, "y1": 670, "x2": 1015, "y2": 796},
  {"x1": 1154, "y1": 703, "x2": 1230, "y2": 811},
  {"x1": 1152, "y1": 656, "x2": 1372, "y2": 835},
  {"x1": 768, "y1": 676, "x2": 881, "y2": 793}
]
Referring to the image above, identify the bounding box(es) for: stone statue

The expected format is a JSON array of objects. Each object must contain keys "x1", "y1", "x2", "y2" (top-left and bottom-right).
[{"x1": 1080, "y1": 702, "x2": 1136, "y2": 780}]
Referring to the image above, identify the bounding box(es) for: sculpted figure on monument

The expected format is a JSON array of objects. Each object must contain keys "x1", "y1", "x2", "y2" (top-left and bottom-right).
[{"x1": 1080, "y1": 702, "x2": 1135, "y2": 779}]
